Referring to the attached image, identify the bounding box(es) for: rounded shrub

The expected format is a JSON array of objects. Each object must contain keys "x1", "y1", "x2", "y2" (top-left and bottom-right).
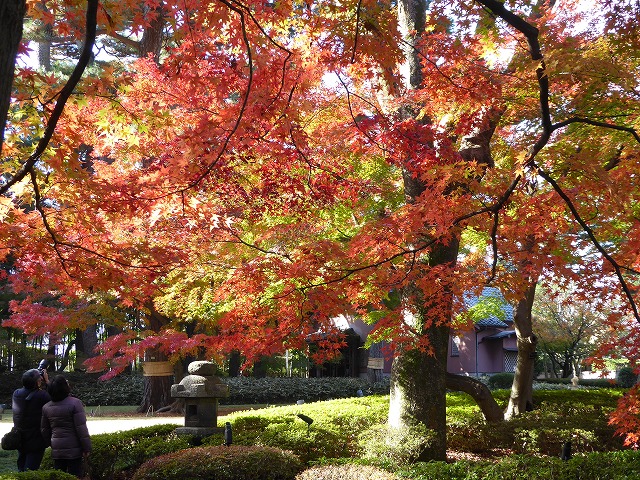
[
  {"x1": 132, "y1": 445, "x2": 303, "y2": 480},
  {"x1": 296, "y1": 464, "x2": 399, "y2": 480},
  {"x1": 358, "y1": 424, "x2": 436, "y2": 467},
  {"x1": 487, "y1": 372, "x2": 514, "y2": 390},
  {"x1": 617, "y1": 367, "x2": 638, "y2": 388}
]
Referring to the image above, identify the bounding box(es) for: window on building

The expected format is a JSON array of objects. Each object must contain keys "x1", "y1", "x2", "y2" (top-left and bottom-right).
[{"x1": 451, "y1": 336, "x2": 460, "y2": 357}]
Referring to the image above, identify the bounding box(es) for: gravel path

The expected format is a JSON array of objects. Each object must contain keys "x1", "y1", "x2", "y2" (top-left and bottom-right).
[{"x1": 0, "y1": 414, "x2": 184, "y2": 438}]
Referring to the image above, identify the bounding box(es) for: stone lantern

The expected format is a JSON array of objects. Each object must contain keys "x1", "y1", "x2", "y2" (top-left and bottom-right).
[{"x1": 171, "y1": 361, "x2": 229, "y2": 437}]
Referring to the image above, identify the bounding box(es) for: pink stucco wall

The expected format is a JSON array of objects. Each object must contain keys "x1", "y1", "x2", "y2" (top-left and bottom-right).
[
  {"x1": 341, "y1": 315, "x2": 517, "y2": 377},
  {"x1": 447, "y1": 327, "x2": 516, "y2": 375}
]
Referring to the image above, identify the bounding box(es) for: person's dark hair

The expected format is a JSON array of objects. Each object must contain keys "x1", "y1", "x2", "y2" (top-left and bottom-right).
[
  {"x1": 48, "y1": 375, "x2": 71, "y2": 401},
  {"x1": 22, "y1": 369, "x2": 41, "y2": 390}
]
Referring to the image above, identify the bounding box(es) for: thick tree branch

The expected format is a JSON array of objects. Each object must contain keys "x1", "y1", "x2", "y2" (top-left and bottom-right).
[
  {"x1": 475, "y1": 0, "x2": 542, "y2": 59},
  {"x1": 352, "y1": 0, "x2": 363, "y2": 63},
  {"x1": 476, "y1": 0, "x2": 551, "y2": 163},
  {"x1": 446, "y1": 373, "x2": 504, "y2": 422}
]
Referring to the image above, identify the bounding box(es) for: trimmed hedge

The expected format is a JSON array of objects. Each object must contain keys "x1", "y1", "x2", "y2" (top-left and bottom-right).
[
  {"x1": 0, "y1": 373, "x2": 390, "y2": 407},
  {"x1": 1, "y1": 370, "x2": 628, "y2": 408},
  {"x1": 536, "y1": 377, "x2": 617, "y2": 388},
  {"x1": 132, "y1": 445, "x2": 303, "y2": 480},
  {"x1": 0, "y1": 371, "x2": 143, "y2": 407},
  {"x1": 220, "y1": 377, "x2": 390, "y2": 405}
]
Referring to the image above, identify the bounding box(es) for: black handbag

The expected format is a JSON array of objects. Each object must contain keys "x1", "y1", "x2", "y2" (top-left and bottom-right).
[{"x1": 1, "y1": 426, "x2": 22, "y2": 450}]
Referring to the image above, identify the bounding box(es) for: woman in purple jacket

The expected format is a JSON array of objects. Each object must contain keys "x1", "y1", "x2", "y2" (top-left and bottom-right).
[{"x1": 41, "y1": 375, "x2": 92, "y2": 477}]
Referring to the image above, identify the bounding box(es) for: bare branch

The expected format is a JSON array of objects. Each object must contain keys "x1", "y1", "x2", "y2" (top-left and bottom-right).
[
  {"x1": 352, "y1": 0, "x2": 363, "y2": 63},
  {"x1": 534, "y1": 163, "x2": 640, "y2": 323},
  {"x1": 552, "y1": 117, "x2": 640, "y2": 144}
]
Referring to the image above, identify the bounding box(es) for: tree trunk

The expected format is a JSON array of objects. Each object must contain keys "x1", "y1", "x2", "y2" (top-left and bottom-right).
[
  {"x1": 389, "y1": 324, "x2": 450, "y2": 461},
  {"x1": 139, "y1": 372, "x2": 173, "y2": 413},
  {"x1": 59, "y1": 338, "x2": 76, "y2": 371},
  {"x1": 139, "y1": 307, "x2": 174, "y2": 413},
  {"x1": 386, "y1": 0, "x2": 503, "y2": 459},
  {"x1": 139, "y1": 3, "x2": 165, "y2": 61},
  {"x1": 131, "y1": 5, "x2": 171, "y2": 413},
  {"x1": 0, "y1": 0, "x2": 26, "y2": 155},
  {"x1": 35, "y1": 1, "x2": 53, "y2": 72},
  {"x1": 75, "y1": 324, "x2": 99, "y2": 371},
  {"x1": 388, "y1": 0, "x2": 451, "y2": 460},
  {"x1": 547, "y1": 353, "x2": 560, "y2": 378},
  {"x1": 562, "y1": 356, "x2": 572, "y2": 378},
  {"x1": 504, "y1": 281, "x2": 538, "y2": 419},
  {"x1": 138, "y1": 347, "x2": 174, "y2": 413},
  {"x1": 228, "y1": 350, "x2": 241, "y2": 377}
]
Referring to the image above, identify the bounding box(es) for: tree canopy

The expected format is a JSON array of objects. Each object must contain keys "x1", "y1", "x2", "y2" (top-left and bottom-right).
[{"x1": 1, "y1": 0, "x2": 640, "y2": 449}]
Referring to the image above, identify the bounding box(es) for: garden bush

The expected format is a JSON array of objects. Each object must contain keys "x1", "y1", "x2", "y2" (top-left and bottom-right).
[
  {"x1": 531, "y1": 388, "x2": 624, "y2": 408},
  {"x1": 88, "y1": 424, "x2": 189, "y2": 480},
  {"x1": 617, "y1": 367, "x2": 638, "y2": 388},
  {"x1": 211, "y1": 395, "x2": 389, "y2": 462},
  {"x1": 132, "y1": 445, "x2": 302, "y2": 480},
  {"x1": 447, "y1": 414, "x2": 515, "y2": 454},
  {"x1": 0, "y1": 471, "x2": 76, "y2": 480},
  {"x1": 41, "y1": 423, "x2": 188, "y2": 480},
  {"x1": 509, "y1": 401, "x2": 622, "y2": 455},
  {"x1": 215, "y1": 390, "x2": 621, "y2": 462},
  {"x1": 487, "y1": 372, "x2": 514, "y2": 390},
  {"x1": 358, "y1": 424, "x2": 436, "y2": 467},
  {"x1": 296, "y1": 464, "x2": 399, "y2": 480},
  {"x1": 447, "y1": 390, "x2": 624, "y2": 455},
  {"x1": 396, "y1": 450, "x2": 640, "y2": 479}
]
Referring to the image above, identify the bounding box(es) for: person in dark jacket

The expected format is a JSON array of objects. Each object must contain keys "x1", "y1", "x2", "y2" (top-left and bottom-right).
[
  {"x1": 41, "y1": 375, "x2": 92, "y2": 478},
  {"x1": 12, "y1": 368, "x2": 51, "y2": 471}
]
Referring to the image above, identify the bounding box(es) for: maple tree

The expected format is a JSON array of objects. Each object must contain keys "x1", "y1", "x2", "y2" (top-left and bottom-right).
[
  {"x1": 2, "y1": 0, "x2": 640, "y2": 458},
  {"x1": 532, "y1": 282, "x2": 606, "y2": 378}
]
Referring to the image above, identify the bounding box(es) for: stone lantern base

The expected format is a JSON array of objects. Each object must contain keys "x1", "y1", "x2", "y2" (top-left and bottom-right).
[{"x1": 170, "y1": 361, "x2": 230, "y2": 439}]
